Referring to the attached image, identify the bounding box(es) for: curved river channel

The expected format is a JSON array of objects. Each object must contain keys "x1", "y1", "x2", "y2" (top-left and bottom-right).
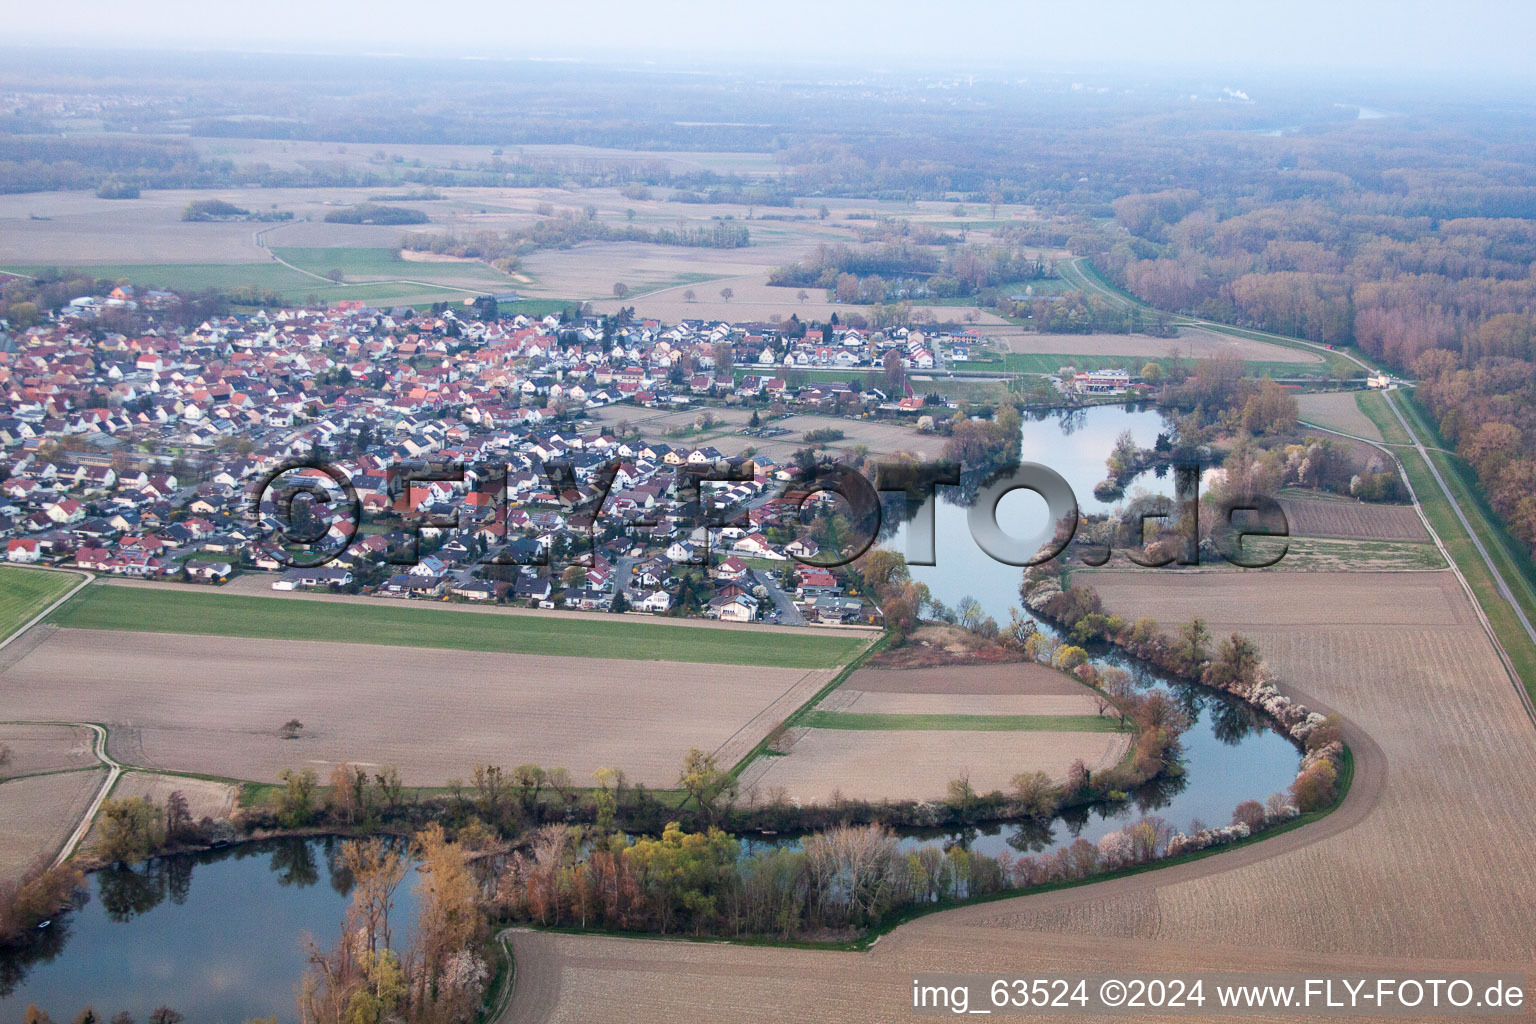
[{"x1": 1, "y1": 404, "x2": 1300, "y2": 1020}]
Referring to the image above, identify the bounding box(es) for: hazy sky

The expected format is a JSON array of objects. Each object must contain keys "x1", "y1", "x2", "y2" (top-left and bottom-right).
[{"x1": 11, "y1": 0, "x2": 1536, "y2": 79}]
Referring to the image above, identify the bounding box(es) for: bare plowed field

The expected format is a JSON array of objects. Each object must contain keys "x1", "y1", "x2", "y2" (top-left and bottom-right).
[
  {"x1": 749, "y1": 727, "x2": 1127, "y2": 804},
  {"x1": 1277, "y1": 495, "x2": 1430, "y2": 542},
  {"x1": 504, "y1": 569, "x2": 1536, "y2": 1022},
  {"x1": 0, "y1": 629, "x2": 823, "y2": 787},
  {"x1": 0, "y1": 769, "x2": 104, "y2": 878},
  {"x1": 1297, "y1": 390, "x2": 1381, "y2": 440},
  {"x1": 0, "y1": 723, "x2": 95, "y2": 780}
]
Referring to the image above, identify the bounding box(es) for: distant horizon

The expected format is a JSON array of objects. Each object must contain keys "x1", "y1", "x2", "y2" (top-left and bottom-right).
[{"x1": 8, "y1": 0, "x2": 1536, "y2": 83}]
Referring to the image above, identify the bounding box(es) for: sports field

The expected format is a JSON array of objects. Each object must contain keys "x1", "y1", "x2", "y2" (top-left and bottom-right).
[{"x1": 48, "y1": 584, "x2": 863, "y2": 669}]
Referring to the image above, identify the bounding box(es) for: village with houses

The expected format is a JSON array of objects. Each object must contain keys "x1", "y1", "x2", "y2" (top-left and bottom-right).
[{"x1": 0, "y1": 288, "x2": 1141, "y2": 627}]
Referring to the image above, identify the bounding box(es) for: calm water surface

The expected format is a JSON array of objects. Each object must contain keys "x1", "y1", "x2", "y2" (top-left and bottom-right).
[{"x1": 1, "y1": 406, "x2": 1298, "y2": 1016}]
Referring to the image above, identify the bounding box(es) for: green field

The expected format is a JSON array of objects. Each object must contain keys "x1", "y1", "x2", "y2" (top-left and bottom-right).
[
  {"x1": 1277, "y1": 537, "x2": 1446, "y2": 571},
  {"x1": 1355, "y1": 390, "x2": 1412, "y2": 445},
  {"x1": 4, "y1": 258, "x2": 481, "y2": 308},
  {"x1": 1383, "y1": 397, "x2": 1536, "y2": 698},
  {"x1": 0, "y1": 567, "x2": 80, "y2": 644},
  {"x1": 1392, "y1": 392, "x2": 1536, "y2": 619},
  {"x1": 48, "y1": 585, "x2": 865, "y2": 669},
  {"x1": 271, "y1": 246, "x2": 511, "y2": 287},
  {"x1": 799, "y1": 711, "x2": 1129, "y2": 732}
]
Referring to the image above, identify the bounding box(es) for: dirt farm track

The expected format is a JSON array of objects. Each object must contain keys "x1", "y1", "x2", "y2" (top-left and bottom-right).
[{"x1": 501, "y1": 569, "x2": 1536, "y2": 1023}]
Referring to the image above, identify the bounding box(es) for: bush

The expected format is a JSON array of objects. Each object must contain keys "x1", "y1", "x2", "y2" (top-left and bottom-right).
[
  {"x1": 1232, "y1": 799, "x2": 1267, "y2": 830},
  {"x1": 1289, "y1": 759, "x2": 1338, "y2": 812},
  {"x1": 181, "y1": 199, "x2": 248, "y2": 221},
  {"x1": 324, "y1": 204, "x2": 429, "y2": 225}
]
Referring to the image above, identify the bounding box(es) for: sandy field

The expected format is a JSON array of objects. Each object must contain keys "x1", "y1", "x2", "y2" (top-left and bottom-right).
[
  {"x1": 1297, "y1": 390, "x2": 1381, "y2": 440},
  {"x1": 0, "y1": 629, "x2": 825, "y2": 788},
  {"x1": 748, "y1": 728, "x2": 1128, "y2": 805},
  {"x1": 106, "y1": 772, "x2": 237, "y2": 820},
  {"x1": 1278, "y1": 495, "x2": 1429, "y2": 542},
  {"x1": 0, "y1": 723, "x2": 96, "y2": 781},
  {"x1": 503, "y1": 568, "x2": 1536, "y2": 1022},
  {"x1": 744, "y1": 662, "x2": 1118, "y2": 804},
  {"x1": 586, "y1": 406, "x2": 946, "y2": 461},
  {"x1": 80, "y1": 773, "x2": 238, "y2": 855},
  {"x1": 0, "y1": 769, "x2": 105, "y2": 879},
  {"x1": 844, "y1": 662, "x2": 1090, "y2": 695},
  {"x1": 996, "y1": 326, "x2": 1320, "y2": 364}
]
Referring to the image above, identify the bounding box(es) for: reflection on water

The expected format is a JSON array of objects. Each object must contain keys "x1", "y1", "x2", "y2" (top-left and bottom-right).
[
  {"x1": 0, "y1": 838, "x2": 418, "y2": 1023},
  {"x1": 1, "y1": 407, "x2": 1301, "y2": 1012},
  {"x1": 882, "y1": 404, "x2": 1300, "y2": 859}
]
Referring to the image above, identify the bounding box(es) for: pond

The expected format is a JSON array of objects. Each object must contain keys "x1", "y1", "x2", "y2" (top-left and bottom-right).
[
  {"x1": 874, "y1": 403, "x2": 1301, "y2": 858},
  {"x1": 1, "y1": 406, "x2": 1298, "y2": 1015},
  {"x1": 0, "y1": 838, "x2": 419, "y2": 1024}
]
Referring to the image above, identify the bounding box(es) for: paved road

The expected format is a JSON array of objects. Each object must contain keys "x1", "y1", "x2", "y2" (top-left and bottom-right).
[
  {"x1": 1301, "y1": 405, "x2": 1536, "y2": 729},
  {"x1": 753, "y1": 566, "x2": 804, "y2": 625},
  {"x1": 1381, "y1": 393, "x2": 1536, "y2": 660}
]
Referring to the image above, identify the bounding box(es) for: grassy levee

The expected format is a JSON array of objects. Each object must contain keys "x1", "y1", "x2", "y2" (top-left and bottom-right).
[
  {"x1": 0, "y1": 567, "x2": 80, "y2": 644},
  {"x1": 46, "y1": 585, "x2": 864, "y2": 669},
  {"x1": 799, "y1": 711, "x2": 1130, "y2": 732},
  {"x1": 1388, "y1": 392, "x2": 1536, "y2": 680},
  {"x1": 1390, "y1": 439, "x2": 1536, "y2": 698},
  {"x1": 1355, "y1": 390, "x2": 1411, "y2": 445}
]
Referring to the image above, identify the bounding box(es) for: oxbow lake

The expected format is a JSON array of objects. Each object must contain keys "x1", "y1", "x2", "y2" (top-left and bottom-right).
[{"x1": 0, "y1": 406, "x2": 1299, "y2": 1018}]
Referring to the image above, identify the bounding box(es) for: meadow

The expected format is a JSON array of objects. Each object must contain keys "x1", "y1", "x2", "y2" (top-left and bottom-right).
[
  {"x1": 47, "y1": 584, "x2": 864, "y2": 669},
  {"x1": 0, "y1": 567, "x2": 80, "y2": 644}
]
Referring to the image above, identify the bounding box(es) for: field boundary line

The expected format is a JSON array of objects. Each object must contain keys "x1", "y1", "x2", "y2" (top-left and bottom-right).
[
  {"x1": 0, "y1": 566, "x2": 91, "y2": 652},
  {"x1": 51, "y1": 722, "x2": 123, "y2": 868},
  {"x1": 256, "y1": 226, "x2": 501, "y2": 297}
]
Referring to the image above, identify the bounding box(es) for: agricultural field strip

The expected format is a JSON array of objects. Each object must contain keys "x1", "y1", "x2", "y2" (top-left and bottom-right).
[
  {"x1": 836, "y1": 692, "x2": 1100, "y2": 716},
  {"x1": 0, "y1": 769, "x2": 108, "y2": 880},
  {"x1": 47, "y1": 584, "x2": 862, "y2": 669},
  {"x1": 506, "y1": 570, "x2": 1536, "y2": 1023},
  {"x1": 799, "y1": 711, "x2": 1128, "y2": 732},
  {"x1": 0, "y1": 723, "x2": 97, "y2": 780},
  {"x1": 0, "y1": 628, "x2": 835, "y2": 788},
  {"x1": 1295, "y1": 390, "x2": 1382, "y2": 441},
  {"x1": 1380, "y1": 391, "x2": 1536, "y2": 714},
  {"x1": 1275, "y1": 495, "x2": 1429, "y2": 542},
  {"x1": 1059, "y1": 258, "x2": 1375, "y2": 377},
  {"x1": 996, "y1": 328, "x2": 1320, "y2": 364},
  {"x1": 747, "y1": 728, "x2": 1130, "y2": 806}
]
